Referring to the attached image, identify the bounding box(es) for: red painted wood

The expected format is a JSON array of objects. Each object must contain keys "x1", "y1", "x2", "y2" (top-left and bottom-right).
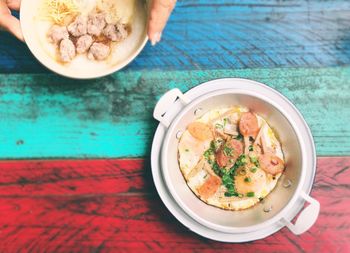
[
  {"x1": 0, "y1": 158, "x2": 349, "y2": 252},
  {"x1": 0, "y1": 159, "x2": 146, "y2": 196}
]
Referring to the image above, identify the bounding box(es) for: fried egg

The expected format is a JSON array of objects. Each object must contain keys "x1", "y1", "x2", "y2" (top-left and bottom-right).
[{"x1": 178, "y1": 106, "x2": 285, "y2": 210}]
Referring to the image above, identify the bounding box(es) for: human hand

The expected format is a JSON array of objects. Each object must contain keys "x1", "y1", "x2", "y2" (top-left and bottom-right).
[
  {"x1": 148, "y1": 0, "x2": 176, "y2": 46},
  {"x1": 0, "y1": 0, "x2": 23, "y2": 41}
]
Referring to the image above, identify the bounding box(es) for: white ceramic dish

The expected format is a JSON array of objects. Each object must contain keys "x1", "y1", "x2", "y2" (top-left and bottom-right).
[
  {"x1": 20, "y1": 0, "x2": 149, "y2": 79},
  {"x1": 151, "y1": 78, "x2": 320, "y2": 242}
]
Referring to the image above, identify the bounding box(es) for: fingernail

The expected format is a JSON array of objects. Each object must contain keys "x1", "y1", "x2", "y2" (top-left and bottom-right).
[{"x1": 151, "y1": 32, "x2": 162, "y2": 46}]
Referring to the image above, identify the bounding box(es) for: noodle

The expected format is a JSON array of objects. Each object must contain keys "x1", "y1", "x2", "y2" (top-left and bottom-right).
[{"x1": 40, "y1": 0, "x2": 80, "y2": 25}]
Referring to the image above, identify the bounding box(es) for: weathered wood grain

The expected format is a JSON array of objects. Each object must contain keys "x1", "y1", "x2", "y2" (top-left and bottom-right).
[
  {"x1": 0, "y1": 67, "x2": 349, "y2": 158},
  {"x1": 0, "y1": 157, "x2": 348, "y2": 252},
  {"x1": 1, "y1": 0, "x2": 350, "y2": 73}
]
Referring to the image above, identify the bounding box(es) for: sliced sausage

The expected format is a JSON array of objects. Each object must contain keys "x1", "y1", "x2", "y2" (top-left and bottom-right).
[
  {"x1": 216, "y1": 139, "x2": 243, "y2": 168},
  {"x1": 239, "y1": 112, "x2": 259, "y2": 137},
  {"x1": 187, "y1": 122, "x2": 213, "y2": 141},
  {"x1": 259, "y1": 153, "x2": 285, "y2": 175},
  {"x1": 197, "y1": 175, "x2": 221, "y2": 200},
  {"x1": 216, "y1": 148, "x2": 229, "y2": 168}
]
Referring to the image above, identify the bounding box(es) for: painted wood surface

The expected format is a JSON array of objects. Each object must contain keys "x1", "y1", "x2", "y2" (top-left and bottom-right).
[
  {"x1": 0, "y1": 157, "x2": 348, "y2": 252},
  {"x1": 1, "y1": 0, "x2": 350, "y2": 73},
  {"x1": 0, "y1": 67, "x2": 349, "y2": 158}
]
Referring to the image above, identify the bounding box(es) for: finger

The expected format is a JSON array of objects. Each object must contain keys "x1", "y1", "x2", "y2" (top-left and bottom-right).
[
  {"x1": 148, "y1": 0, "x2": 176, "y2": 45},
  {"x1": 0, "y1": 13, "x2": 24, "y2": 41},
  {"x1": 0, "y1": 0, "x2": 11, "y2": 15},
  {"x1": 7, "y1": 0, "x2": 21, "y2": 11}
]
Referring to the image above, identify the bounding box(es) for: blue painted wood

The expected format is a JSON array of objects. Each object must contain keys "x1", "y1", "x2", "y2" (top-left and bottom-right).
[
  {"x1": 1, "y1": 0, "x2": 350, "y2": 73},
  {"x1": 0, "y1": 67, "x2": 349, "y2": 158}
]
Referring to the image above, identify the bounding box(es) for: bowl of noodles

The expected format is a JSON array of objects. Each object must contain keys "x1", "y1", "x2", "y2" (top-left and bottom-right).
[{"x1": 20, "y1": 0, "x2": 149, "y2": 79}]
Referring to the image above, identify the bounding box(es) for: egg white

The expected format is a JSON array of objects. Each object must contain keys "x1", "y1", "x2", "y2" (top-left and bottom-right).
[{"x1": 178, "y1": 106, "x2": 284, "y2": 210}]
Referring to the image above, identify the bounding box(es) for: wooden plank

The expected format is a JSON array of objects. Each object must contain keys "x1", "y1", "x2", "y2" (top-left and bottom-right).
[
  {"x1": 0, "y1": 157, "x2": 349, "y2": 252},
  {"x1": 1, "y1": 0, "x2": 350, "y2": 73},
  {"x1": 0, "y1": 67, "x2": 349, "y2": 158}
]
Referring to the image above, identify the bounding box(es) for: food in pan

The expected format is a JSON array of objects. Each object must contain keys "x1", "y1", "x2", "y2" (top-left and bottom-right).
[
  {"x1": 39, "y1": 0, "x2": 135, "y2": 63},
  {"x1": 178, "y1": 106, "x2": 285, "y2": 210}
]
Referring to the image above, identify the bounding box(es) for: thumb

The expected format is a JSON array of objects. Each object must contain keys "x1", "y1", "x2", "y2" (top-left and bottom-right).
[
  {"x1": 7, "y1": 0, "x2": 22, "y2": 11},
  {"x1": 0, "y1": 13, "x2": 24, "y2": 41},
  {"x1": 148, "y1": 0, "x2": 176, "y2": 45}
]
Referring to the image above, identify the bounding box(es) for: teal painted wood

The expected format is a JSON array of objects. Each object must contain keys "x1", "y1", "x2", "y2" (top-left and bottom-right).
[
  {"x1": 0, "y1": 66, "x2": 349, "y2": 158},
  {"x1": 1, "y1": 0, "x2": 350, "y2": 72}
]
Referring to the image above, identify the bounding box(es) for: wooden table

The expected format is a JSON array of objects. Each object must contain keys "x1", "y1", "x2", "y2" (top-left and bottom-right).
[{"x1": 0, "y1": 1, "x2": 349, "y2": 252}]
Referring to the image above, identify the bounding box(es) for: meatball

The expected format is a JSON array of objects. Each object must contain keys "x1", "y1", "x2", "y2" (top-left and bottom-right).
[
  {"x1": 116, "y1": 23, "x2": 128, "y2": 40},
  {"x1": 87, "y1": 13, "x2": 106, "y2": 36},
  {"x1": 67, "y1": 15, "x2": 88, "y2": 37},
  {"x1": 88, "y1": 42, "x2": 110, "y2": 60},
  {"x1": 48, "y1": 25, "x2": 69, "y2": 44},
  {"x1": 59, "y1": 39, "x2": 76, "y2": 62},
  {"x1": 103, "y1": 23, "x2": 128, "y2": 42},
  {"x1": 76, "y1": 35, "x2": 93, "y2": 54}
]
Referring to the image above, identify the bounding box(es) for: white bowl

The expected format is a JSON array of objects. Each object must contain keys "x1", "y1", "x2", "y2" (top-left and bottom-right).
[{"x1": 20, "y1": 0, "x2": 149, "y2": 79}]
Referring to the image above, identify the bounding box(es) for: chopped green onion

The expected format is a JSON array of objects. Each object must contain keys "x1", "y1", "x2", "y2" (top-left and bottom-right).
[
  {"x1": 212, "y1": 162, "x2": 221, "y2": 175},
  {"x1": 250, "y1": 156, "x2": 258, "y2": 163},
  {"x1": 235, "y1": 133, "x2": 243, "y2": 140},
  {"x1": 246, "y1": 192, "x2": 255, "y2": 197},
  {"x1": 223, "y1": 145, "x2": 234, "y2": 156},
  {"x1": 249, "y1": 145, "x2": 254, "y2": 151},
  {"x1": 215, "y1": 123, "x2": 223, "y2": 129},
  {"x1": 249, "y1": 155, "x2": 260, "y2": 167},
  {"x1": 244, "y1": 177, "x2": 251, "y2": 183},
  {"x1": 224, "y1": 192, "x2": 237, "y2": 197},
  {"x1": 250, "y1": 167, "x2": 257, "y2": 173}
]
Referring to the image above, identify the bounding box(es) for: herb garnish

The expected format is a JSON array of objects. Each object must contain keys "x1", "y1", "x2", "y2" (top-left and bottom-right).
[
  {"x1": 203, "y1": 141, "x2": 248, "y2": 197},
  {"x1": 249, "y1": 155, "x2": 260, "y2": 167},
  {"x1": 250, "y1": 167, "x2": 257, "y2": 173},
  {"x1": 223, "y1": 145, "x2": 234, "y2": 156},
  {"x1": 246, "y1": 192, "x2": 255, "y2": 197},
  {"x1": 235, "y1": 133, "x2": 243, "y2": 140}
]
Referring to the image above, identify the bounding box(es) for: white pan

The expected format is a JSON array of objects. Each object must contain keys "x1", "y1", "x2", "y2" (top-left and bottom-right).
[{"x1": 151, "y1": 78, "x2": 320, "y2": 242}]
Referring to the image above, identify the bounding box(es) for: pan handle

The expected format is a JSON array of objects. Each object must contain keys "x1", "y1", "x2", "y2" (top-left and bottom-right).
[
  {"x1": 153, "y1": 88, "x2": 190, "y2": 128},
  {"x1": 283, "y1": 191, "x2": 320, "y2": 235}
]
